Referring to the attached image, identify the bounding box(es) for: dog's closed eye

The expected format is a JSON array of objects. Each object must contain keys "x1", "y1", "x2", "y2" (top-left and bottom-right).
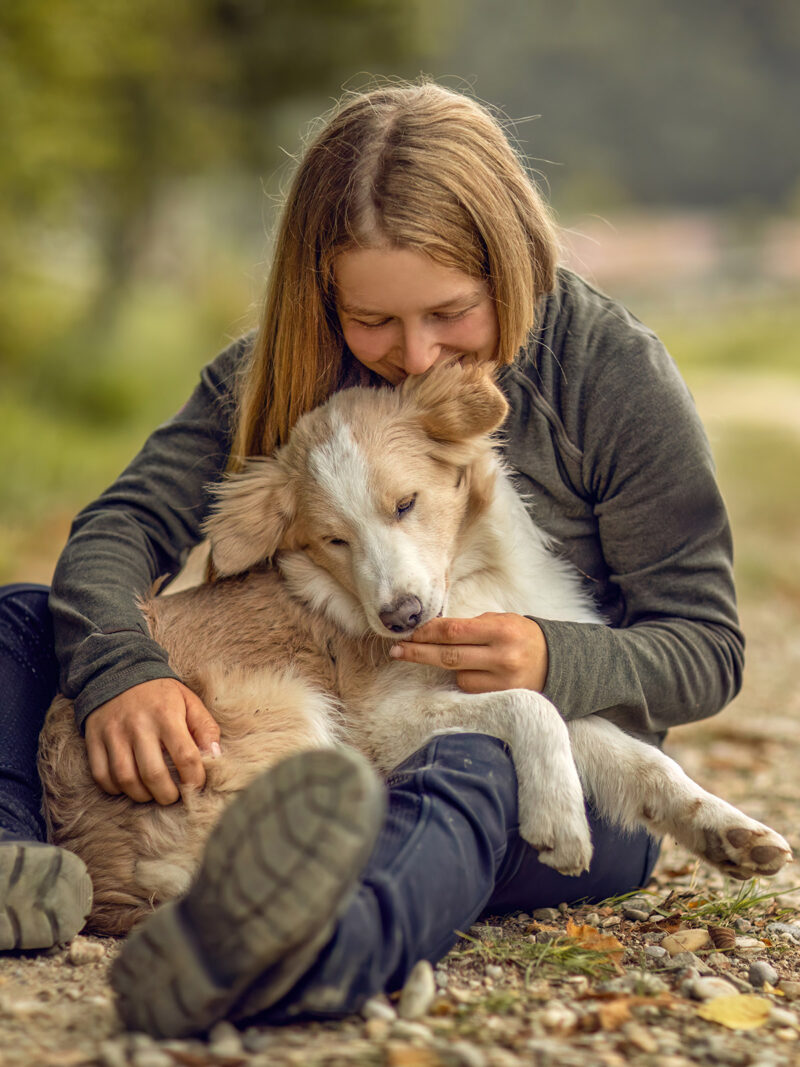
[
  {"x1": 326, "y1": 537, "x2": 349, "y2": 547},
  {"x1": 396, "y1": 495, "x2": 417, "y2": 519}
]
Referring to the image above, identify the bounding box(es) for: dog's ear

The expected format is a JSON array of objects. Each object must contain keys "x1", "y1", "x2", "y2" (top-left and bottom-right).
[
  {"x1": 403, "y1": 360, "x2": 508, "y2": 442},
  {"x1": 204, "y1": 458, "x2": 296, "y2": 576}
]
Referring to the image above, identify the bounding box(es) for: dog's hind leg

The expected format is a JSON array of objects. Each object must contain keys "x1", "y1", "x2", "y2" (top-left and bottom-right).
[
  {"x1": 404, "y1": 689, "x2": 593, "y2": 876},
  {"x1": 568, "y1": 716, "x2": 792, "y2": 880}
]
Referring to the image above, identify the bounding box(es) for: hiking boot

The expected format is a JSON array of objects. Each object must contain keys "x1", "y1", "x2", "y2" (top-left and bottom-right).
[
  {"x1": 0, "y1": 837, "x2": 93, "y2": 950},
  {"x1": 111, "y1": 746, "x2": 385, "y2": 1038}
]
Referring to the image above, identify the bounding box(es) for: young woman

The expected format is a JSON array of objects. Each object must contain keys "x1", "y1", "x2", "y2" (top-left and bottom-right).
[{"x1": 0, "y1": 81, "x2": 743, "y2": 1036}]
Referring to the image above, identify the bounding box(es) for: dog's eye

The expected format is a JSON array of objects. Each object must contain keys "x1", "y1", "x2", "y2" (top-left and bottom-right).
[
  {"x1": 326, "y1": 537, "x2": 348, "y2": 547},
  {"x1": 396, "y1": 495, "x2": 417, "y2": 519}
]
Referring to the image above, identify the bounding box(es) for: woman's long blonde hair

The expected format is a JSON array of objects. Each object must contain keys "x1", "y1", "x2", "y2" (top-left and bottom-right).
[{"x1": 229, "y1": 80, "x2": 558, "y2": 468}]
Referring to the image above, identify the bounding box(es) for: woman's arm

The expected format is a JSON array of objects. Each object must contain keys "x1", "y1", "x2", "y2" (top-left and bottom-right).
[{"x1": 48, "y1": 335, "x2": 250, "y2": 799}]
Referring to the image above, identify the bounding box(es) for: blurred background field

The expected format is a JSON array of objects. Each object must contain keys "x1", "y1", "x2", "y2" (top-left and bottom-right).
[{"x1": 1, "y1": 0, "x2": 798, "y2": 621}]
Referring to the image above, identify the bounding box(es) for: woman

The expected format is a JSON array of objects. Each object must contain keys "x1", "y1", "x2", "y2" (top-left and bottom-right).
[{"x1": 0, "y1": 81, "x2": 742, "y2": 1035}]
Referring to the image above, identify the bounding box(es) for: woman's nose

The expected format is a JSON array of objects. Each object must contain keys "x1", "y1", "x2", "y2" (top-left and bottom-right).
[{"x1": 400, "y1": 326, "x2": 440, "y2": 375}]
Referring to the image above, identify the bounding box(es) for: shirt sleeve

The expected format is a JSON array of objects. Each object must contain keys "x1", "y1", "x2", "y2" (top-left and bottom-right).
[
  {"x1": 531, "y1": 325, "x2": 744, "y2": 740},
  {"x1": 48, "y1": 336, "x2": 249, "y2": 731}
]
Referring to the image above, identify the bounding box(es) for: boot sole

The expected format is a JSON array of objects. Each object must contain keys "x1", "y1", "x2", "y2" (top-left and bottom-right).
[
  {"x1": 111, "y1": 746, "x2": 385, "y2": 1038},
  {"x1": 0, "y1": 842, "x2": 93, "y2": 950}
]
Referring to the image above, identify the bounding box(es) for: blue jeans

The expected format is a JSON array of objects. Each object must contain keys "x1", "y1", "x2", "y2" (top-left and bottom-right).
[{"x1": 0, "y1": 584, "x2": 659, "y2": 1011}]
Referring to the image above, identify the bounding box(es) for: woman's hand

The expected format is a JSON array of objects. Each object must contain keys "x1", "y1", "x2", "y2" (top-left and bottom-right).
[
  {"x1": 389, "y1": 612, "x2": 549, "y2": 693},
  {"x1": 84, "y1": 678, "x2": 221, "y2": 805}
]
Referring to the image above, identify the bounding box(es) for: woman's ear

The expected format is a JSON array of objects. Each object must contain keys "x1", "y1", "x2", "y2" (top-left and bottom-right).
[
  {"x1": 204, "y1": 458, "x2": 297, "y2": 576},
  {"x1": 403, "y1": 359, "x2": 509, "y2": 442}
]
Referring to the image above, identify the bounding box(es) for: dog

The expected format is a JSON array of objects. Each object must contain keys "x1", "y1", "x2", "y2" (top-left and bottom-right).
[{"x1": 39, "y1": 361, "x2": 792, "y2": 935}]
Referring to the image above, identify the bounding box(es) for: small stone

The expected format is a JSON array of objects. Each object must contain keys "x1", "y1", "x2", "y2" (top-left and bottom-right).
[
  {"x1": 778, "y1": 980, "x2": 800, "y2": 999},
  {"x1": 622, "y1": 907, "x2": 651, "y2": 922},
  {"x1": 644, "y1": 945, "x2": 667, "y2": 958},
  {"x1": 450, "y1": 1040, "x2": 488, "y2": 1067},
  {"x1": 734, "y1": 936, "x2": 766, "y2": 954},
  {"x1": 621, "y1": 1021, "x2": 659, "y2": 1053},
  {"x1": 363, "y1": 995, "x2": 398, "y2": 1021},
  {"x1": 242, "y1": 1028, "x2": 277, "y2": 1054},
  {"x1": 767, "y1": 922, "x2": 800, "y2": 943},
  {"x1": 364, "y1": 1017, "x2": 391, "y2": 1040},
  {"x1": 99, "y1": 1040, "x2": 129, "y2": 1067},
  {"x1": 68, "y1": 937, "x2": 106, "y2": 965},
  {"x1": 391, "y1": 1019, "x2": 435, "y2": 1042},
  {"x1": 538, "y1": 1000, "x2": 578, "y2": 1035},
  {"x1": 599, "y1": 970, "x2": 669, "y2": 996},
  {"x1": 663, "y1": 950, "x2": 712, "y2": 975},
  {"x1": 434, "y1": 967, "x2": 449, "y2": 990},
  {"x1": 661, "y1": 929, "x2": 712, "y2": 955},
  {"x1": 130, "y1": 1051, "x2": 174, "y2": 1067},
  {"x1": 685, "y1": 976, "x2": 740, "y2": 1000},
  {"x1": 207, "y1": 1020, "x2": 243, "y2": 1057},
  {"x1": 733, "y1": 917, "x2": 752, "y2": 932},
  {"x1": 749, "y1": 960, "x2": 780, "y2": 988},
  {"x1": 600, "y1": 915, "x2": 621, "y2": 928},
  {"x1": 770, "y1": 1007, "x2": 799, "y2": 1028},
  {"x1": 485, "y1": 964, "x2": 504, "y2": 980},
  {"x1": 532, "y1": 908, "x2": 560, "y2": 922},
  {"x1": 398, "y1": 960, "x2": 436, "y2": 1019},
  {"x1": 584, "y1": 912, "x2": 601, "y2": 926}
]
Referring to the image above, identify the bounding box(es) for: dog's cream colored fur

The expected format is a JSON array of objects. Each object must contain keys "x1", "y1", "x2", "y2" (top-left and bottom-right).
[{"x1": 39, "y1": 362, "x2": 791, "y2": 935}]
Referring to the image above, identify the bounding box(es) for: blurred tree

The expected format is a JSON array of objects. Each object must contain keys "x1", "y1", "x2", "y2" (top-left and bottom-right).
[
  {"x1": 0, "y1": 0, "x2": 444, "y2": 350},
  {"x1": 439, "y1": 0, "x2": 800, "y2": 213}
]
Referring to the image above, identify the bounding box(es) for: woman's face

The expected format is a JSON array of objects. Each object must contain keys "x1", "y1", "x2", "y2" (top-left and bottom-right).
[{"x1": 334, "y1": 246, "x2": 499, "y2": 384}]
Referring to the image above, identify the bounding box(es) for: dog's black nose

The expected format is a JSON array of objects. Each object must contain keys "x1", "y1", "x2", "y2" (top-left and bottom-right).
[{"x1": 380, "y1": 596, "x2": 423, "y2": 633}]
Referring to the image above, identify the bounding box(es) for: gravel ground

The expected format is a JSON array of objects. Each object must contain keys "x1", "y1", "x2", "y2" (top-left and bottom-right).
[{"x1": 2, "y1": 600, "x2": 799, "y2": 1067}]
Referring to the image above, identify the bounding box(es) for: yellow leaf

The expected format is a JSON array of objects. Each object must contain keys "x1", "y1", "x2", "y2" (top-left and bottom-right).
[{"x1": 697, "y1": 994, "x2": 772, "y2": 1031}]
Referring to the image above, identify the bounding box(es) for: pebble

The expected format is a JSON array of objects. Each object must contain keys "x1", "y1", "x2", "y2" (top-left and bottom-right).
[
  {"x1": 242, "y1": 1028, "x2": 277, "y2": 1053},
  {"x1": 532, "y1": 907, "x2": 560, "y2": 922},
  {"x1": 584, "y1": 912, "x2": 601, "y2": 926},
  {"x1": 778, "y1": 980, "x2": 800, "y2": 999},
  {"x1": 767, "y1": 922, "x2": 800, "y2": 943},
  {"x1": 391, "y1": 1019, "x2": 435, "y2": 1042},
  {"x1": 600, "y1": 915, "x2": 621, "y2": 928},
  {"x1": 734, "y1": 936, "x2": 767, "y2": 954},
  {"x1": 733, "y1": 917, "x2": 752, "y2": 932},
  {"x1": 363, "y1": 995, "x2": 398, "y2": 1021},
  {"x1": 450, "y1": 1040, "x2": 489, "y2": 1067},
  {"x1": 750, "y1": 960, "x2": 780, "y2": 988},
  {"x1": 644, "y1": 945, "x2": 667, "y2": 958},
  {"x1": 207, "y1": 1020, "x2": 243, "y2": 1057},
  {"x1": 538, "y1": 1001, "x2": 579, "y2": 1035},
  {"x1": 99, "y1": 1040, "x2": 129, "y2": 1067},
  {"x1": 621, "y1": 1021, "x2": 659, "y2": 1054},
  {"x1": 364, "y1": 1017, "x2": 391, "y2": 1040},
  {"x1": 661, "y1": 928, "x2": 712, "y2": 955},
  {"x1": 67, "y1": 937, "x2": 106, "y2": 965},
  {"x1": 623, "y1": 906, "x2": 651, "y2": 922},
  {"x1": 130, "y1": 1050, "x2": 174, "y2": 1067},
  {"x1": 485, "y1": 964, "x2": 504, "y2": 981},
  {"x1": 684, "y1": 975, "x2": 740, "y2": 1000},
  {"x1": 770, "y1": 1007, "x2": 799, "y2": 1028},
  {"x1": 434, "y1": 967, "x2": 449, "y2": 990},
  {"x1": 598, "y1": 971, "x2": 669, "y2": 996},
  {"x1": 398, "y1": 960, "x2": 436, "y2": 1019},
  {"x1": 663, "y1": 951, "x2": 713, "y2": 975}
]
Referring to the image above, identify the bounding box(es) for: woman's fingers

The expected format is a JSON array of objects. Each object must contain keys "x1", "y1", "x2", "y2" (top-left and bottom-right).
[{"x1": 389, "y1": 612, "x2": 548, "y2": 692}]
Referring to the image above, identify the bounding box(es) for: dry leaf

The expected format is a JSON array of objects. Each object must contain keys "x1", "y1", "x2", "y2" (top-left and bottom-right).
[
  {"x1": 596, "y1": 997, "x2": 633, "y2": 1031},
  {"x1": 565, "y1": 919, "x2": 625, "y2": 956},
  {"x1": 697, "y1": 994, "x2": 772, "y2": 1031}
]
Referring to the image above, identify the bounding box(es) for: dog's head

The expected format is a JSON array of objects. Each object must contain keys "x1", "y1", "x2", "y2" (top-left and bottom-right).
[{"x1": 204, "y1": 360, "x2": 508, "y2": 638}]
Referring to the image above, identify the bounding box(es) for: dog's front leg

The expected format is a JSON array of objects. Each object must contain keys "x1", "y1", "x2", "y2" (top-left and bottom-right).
[
  {"x1": 409, "y1": 689, "x2": 594, "y2": 877},
  {"x1": 567, "y1": 715, "x2": 792, "y2": 880}
]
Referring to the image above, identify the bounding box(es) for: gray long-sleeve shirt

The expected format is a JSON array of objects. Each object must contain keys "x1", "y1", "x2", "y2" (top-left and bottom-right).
[{"x1": 50, "y1": 268, "x2": 744, "y2": 742}]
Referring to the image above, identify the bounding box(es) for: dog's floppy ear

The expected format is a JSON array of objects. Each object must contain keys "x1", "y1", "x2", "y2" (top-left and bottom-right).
[
  {"x1": 403, "y1": 360, "x2": 508, "y2": 442},
  {"x1": 204, "y1": 457, "x2": 296, "y2": 577}
]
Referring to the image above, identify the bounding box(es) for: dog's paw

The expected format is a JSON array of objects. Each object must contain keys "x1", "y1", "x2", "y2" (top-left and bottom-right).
[
  {"x1": 700, "y1": 821, "x2": 793, "y2": 881},
  {"x1": 519, "y1": 807, "x2": 593, "y2": 878}
]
